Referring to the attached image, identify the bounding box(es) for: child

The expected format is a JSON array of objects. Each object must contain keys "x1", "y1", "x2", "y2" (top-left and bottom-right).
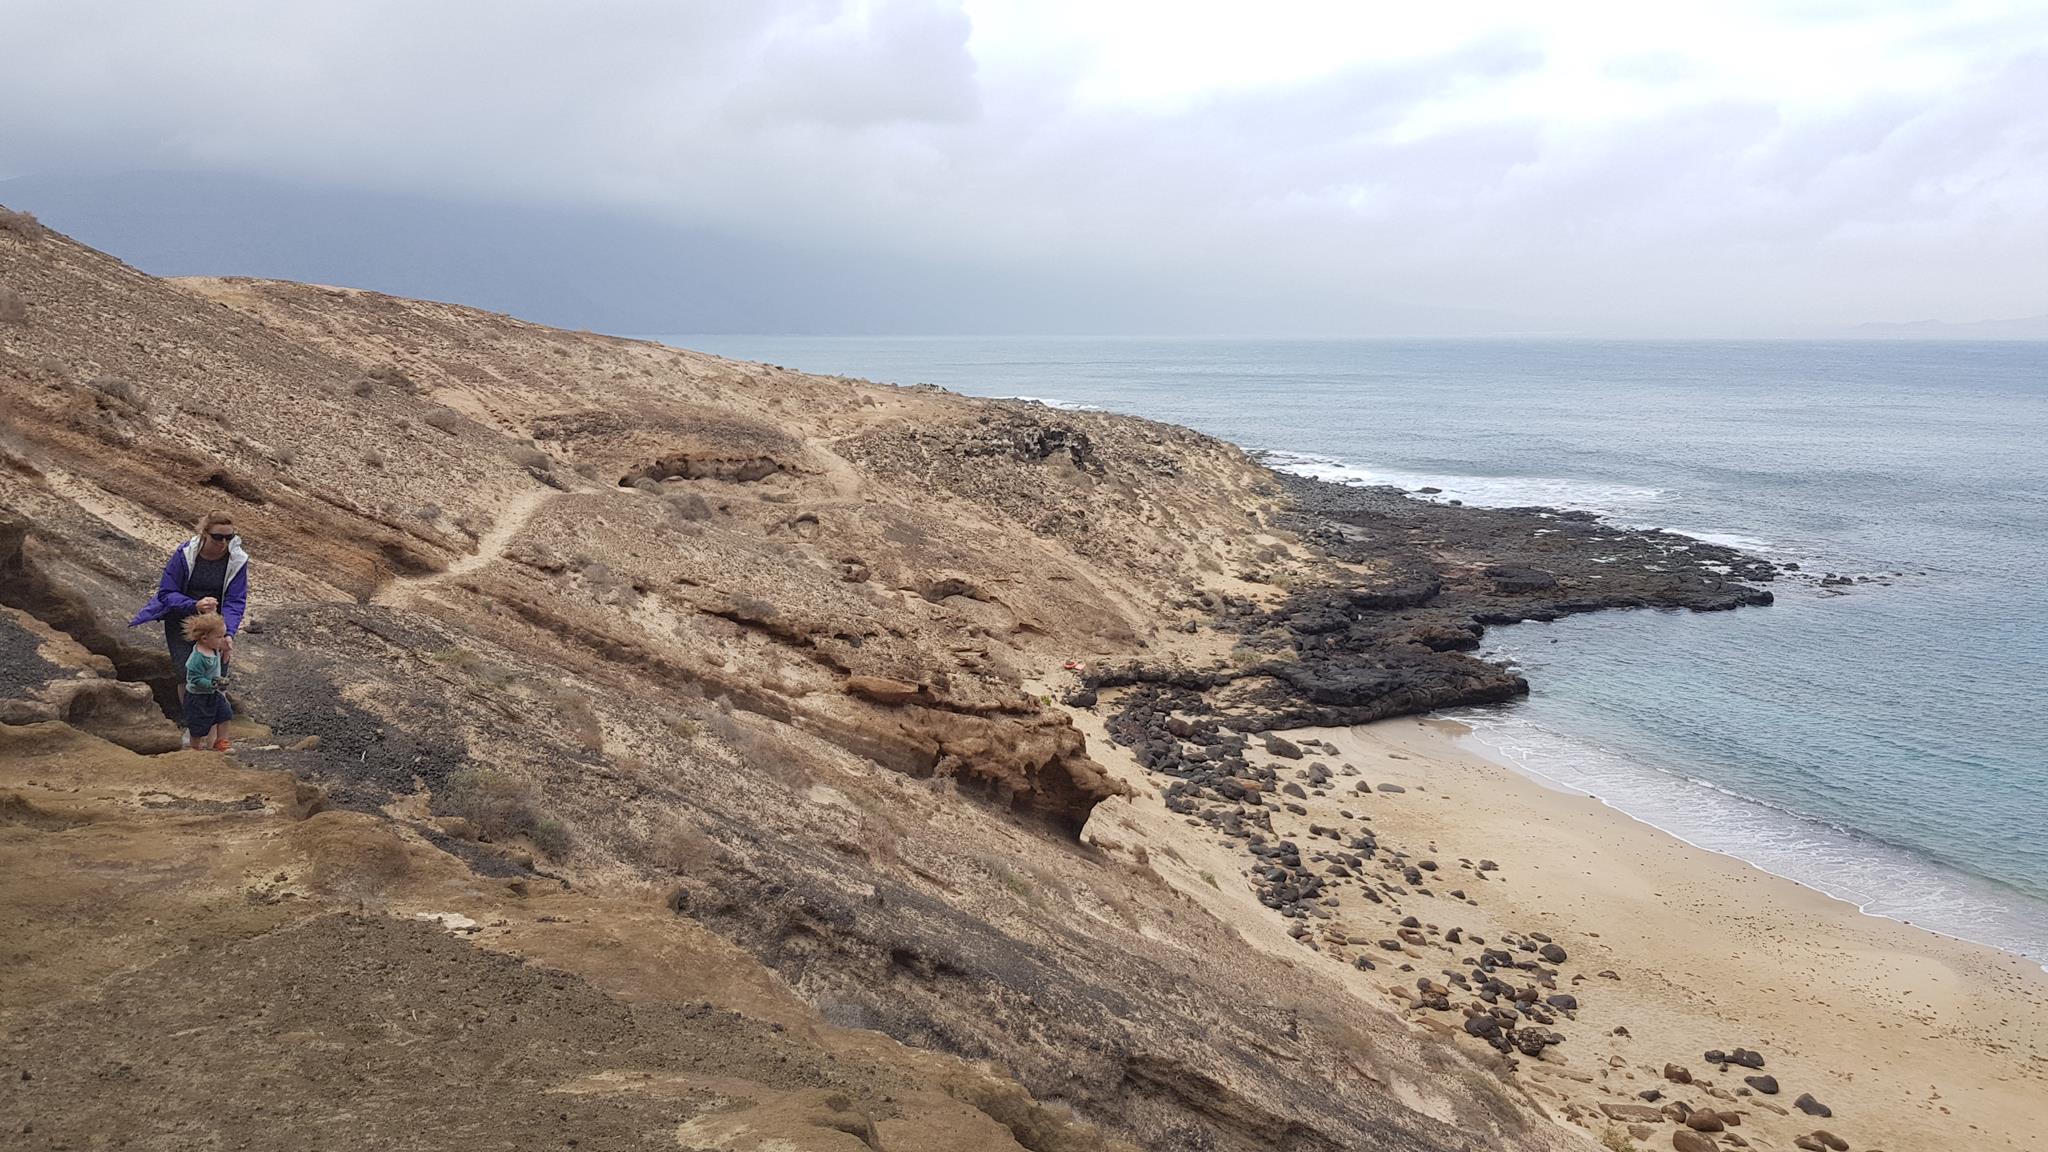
[{"x1": 181, "y1": 612, "x2": 235, "y2": 752}]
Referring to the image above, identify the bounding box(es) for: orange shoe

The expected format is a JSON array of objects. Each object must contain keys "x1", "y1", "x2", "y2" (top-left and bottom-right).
[{"x1": 211, "y1": 739, "x2": 234, "y2": 753}]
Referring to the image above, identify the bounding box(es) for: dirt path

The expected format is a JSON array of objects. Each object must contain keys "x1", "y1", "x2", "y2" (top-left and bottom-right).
[{"x1": 373, "y1": 486, "x2": 556, "y2": 608}]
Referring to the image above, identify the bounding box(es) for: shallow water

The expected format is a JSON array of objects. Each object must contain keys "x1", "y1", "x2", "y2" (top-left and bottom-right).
[{"x1": 660, "y1": 335, "x2": 2048, "y2": 963}]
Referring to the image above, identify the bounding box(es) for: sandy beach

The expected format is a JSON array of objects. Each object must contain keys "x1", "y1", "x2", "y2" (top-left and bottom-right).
[{"x1": 1084, "y1": 710, "x2": 2048, "y2": 1151}]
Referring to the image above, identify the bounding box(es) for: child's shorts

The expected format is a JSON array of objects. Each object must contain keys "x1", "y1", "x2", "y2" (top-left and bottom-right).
[{"x1": 183, "y1": 690, "x2": 233, "y2": 739}]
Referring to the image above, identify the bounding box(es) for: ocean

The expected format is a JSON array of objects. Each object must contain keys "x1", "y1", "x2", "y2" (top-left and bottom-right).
[{"x1": 663, "y1": 335, "x2": 2048, "y2": 965}]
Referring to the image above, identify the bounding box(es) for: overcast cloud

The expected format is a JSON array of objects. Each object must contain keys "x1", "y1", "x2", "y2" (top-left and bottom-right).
[{"x1": 4, "y1": 0, "x2": 2047, "y2": 333}]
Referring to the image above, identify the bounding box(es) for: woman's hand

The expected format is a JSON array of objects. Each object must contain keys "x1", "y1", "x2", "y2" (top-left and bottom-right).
[
  {"x1": 196, "y1": 596, "x2": 219, "y2": 613},
  {"x1": 220, "y1": 635, "x2": 234, "y2": 658}
]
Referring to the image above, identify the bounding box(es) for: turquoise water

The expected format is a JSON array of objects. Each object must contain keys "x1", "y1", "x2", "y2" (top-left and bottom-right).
[{"x1": 662, "y1": 335, "x2": 2048, "y2": 963}]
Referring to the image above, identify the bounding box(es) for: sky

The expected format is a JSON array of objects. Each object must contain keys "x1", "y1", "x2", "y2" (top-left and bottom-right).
[{"x1": 4, "y1": 0, "x2": 2047, "y2": 334}]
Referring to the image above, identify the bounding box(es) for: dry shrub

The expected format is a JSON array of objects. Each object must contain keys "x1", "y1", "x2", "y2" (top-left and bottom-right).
[
  {"x1": 438, "y1": 767, "x2": 575, "y2": 860},
  {"x1": 530, "y1": 817, "x2": 573, "y2": 859},
  {"x1": 275, "y1": 447, "x2": 297, "y2": 467},
  {"x1": 422, "y1": 407, "x2": 463, "y2": 434},
  {"x1": 542, "y1": 682, "x2": 604, "y2": 750},
  {"x1": 0, "y1": 208, "x2": 46, "y2": 240},
  {"x1": 510, "y1": 446, "x2": 552, "y2": 472},
  {"x1": 439, "y1": 767, "x2": 539, "y2": 836},
  {"x1": 1598, "y1": 1128, "x2": 1634, "y2": 1152},
  {"x1": 366, "y1": 364, "x2": 419, "y2": 393},
  {"x1": 350, "y1": 378, "x2": 377, "y2": 398},
  {"x1": 361, "y1": 449, "x2": 386, "y2": 469},
  {"x1": 651, "y1": 819, "x2": 727, "y2": 874},
  {"x1": 87, "y1": 375, "x2": 143, "y2": 410},
  {"x1": 0, "y1": 286, "x2": 26, "y2": 324},
  {"x1": 666, "y1": 490, "x2": 713, "y2": 521}
]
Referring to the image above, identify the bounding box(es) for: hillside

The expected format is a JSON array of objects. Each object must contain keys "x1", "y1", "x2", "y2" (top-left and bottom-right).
[{"x1": 1, "y1": 206, "x2": 1785, "y2": 1151}]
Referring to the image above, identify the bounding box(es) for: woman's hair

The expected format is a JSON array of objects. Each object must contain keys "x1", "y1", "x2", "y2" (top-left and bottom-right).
[
  {"x1": 196, "y1": 510, "x2": 235, "y2": 538},
  {"x1": 182, "y1": 612, "x2": 228, "y2": 643}
]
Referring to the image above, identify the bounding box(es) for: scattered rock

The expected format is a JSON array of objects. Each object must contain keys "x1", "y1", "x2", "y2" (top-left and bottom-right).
[
  {"x1": 1743, "y1": 1074, "x2": 1778, "y2": 1095},
  {"x1": 1538, "y1": 942, "x2": 1567, "y2": 964},
  {"x1": 1664, "y1": 1064, "x2": 1693, "y2": 1084},
  {"x1": 1684, "y1": 1110, "x2": 1724, "y2": 1133},
  {"x1": 1794, "y1": 1093, "x2": 1832, "y2": 1118},
  {"x1": 1673, "y1": 1132, "x2": 1719, "y2": 1152},
  {"x1": 1262, "y1": 733, "x2": 1303, "y2": 759}
]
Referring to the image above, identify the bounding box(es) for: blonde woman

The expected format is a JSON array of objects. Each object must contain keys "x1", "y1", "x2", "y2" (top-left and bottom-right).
[{"x1": 129, "y1": 511, "x2": 251, "y2": 747}]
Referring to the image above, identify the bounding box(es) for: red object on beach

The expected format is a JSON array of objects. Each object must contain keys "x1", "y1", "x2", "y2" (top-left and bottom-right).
[{"x1": 1062, "y1": 660, "x2": 1084, "y2": 671}]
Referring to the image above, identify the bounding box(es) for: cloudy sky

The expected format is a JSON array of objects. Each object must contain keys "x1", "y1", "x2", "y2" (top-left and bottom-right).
[{"x1": 5, "y1": 0, "x2": 2047, "y2": 333}]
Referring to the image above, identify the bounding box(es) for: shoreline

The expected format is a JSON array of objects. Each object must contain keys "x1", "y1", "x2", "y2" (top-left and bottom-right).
[
  {"x1": 1096, "y1": 711, "x2": 2048, "y2": 1151},
  {"x1": 1448, "y1": 711, "x2": 2048, "y2": 975}
]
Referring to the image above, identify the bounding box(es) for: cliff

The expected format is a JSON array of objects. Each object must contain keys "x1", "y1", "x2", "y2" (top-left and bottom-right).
[{"x1": 1, "y1": 206, "x2": 1774, "y2": 1150}]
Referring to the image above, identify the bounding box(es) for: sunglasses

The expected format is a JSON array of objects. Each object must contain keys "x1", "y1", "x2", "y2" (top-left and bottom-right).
[{"x1": 207, "y1": 531, "x2": 235, "y2": 542}]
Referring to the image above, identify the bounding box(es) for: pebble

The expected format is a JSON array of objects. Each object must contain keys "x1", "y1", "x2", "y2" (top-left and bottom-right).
[
  {"x1": 1672, "y1": 1131, "x2": 1718, "y2": 1152},
  {"x1": 1664, "y1": 1063, "x2": 1693, "y2": 1084},
  {"x1": 1539, "y1": 943, "x2": 1567, "y2": 964},
  {"x1": 1744, "y1": 1074, "x2": 1778, "y2": 1095}
]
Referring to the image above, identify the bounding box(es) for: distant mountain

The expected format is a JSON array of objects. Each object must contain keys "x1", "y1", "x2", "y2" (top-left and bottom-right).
[
  {"x1": 1850, "y1": 314, "x2": 2048, "y2": 339},
  {"x1": 0, "y1": 169, "x2": 1533, "y2": 337}
]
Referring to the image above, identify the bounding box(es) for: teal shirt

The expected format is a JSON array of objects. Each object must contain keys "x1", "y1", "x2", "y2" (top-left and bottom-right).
[{"x1": 185, "y1": 647, "x2": 223, "y2": 694}]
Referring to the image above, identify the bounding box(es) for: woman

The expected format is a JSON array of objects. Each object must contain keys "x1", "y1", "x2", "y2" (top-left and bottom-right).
[{"x1": 129, "y1": 511, "x2": 251, "y2": 748}]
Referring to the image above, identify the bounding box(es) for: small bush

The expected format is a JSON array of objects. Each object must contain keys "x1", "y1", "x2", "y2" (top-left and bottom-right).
[
  {"x1": 529, "y1": 817, "x2": 574, "y2": 859},
  {"x1": 275, "y1": 447, "x2": 298, "y2": 467},
  {"x1": 439, "y1": 767, "x2": 541, "y2": 841},
  {"x1": 350, "y1": 378, "x2": 376, "y2": 398},
  {"x1": 666, "y1": 491, "x2": 713, "y2": 521},
  {"x1": 88, "y1": 375, "x2": 142, "y2": 409},
  {"x1": 543, "y1": 682, "x2": 604, "y2": 750},
  {"x1": 0, "y1": 286, "x2": 26, "y2": 324},
  {"x1": 651, "y1": 820, "x2": 725, "y2": 873},
  {"x1": 1598, "y1": 1128, "x2": 1634, "y2": 1152},
  {"x1": 366, "y1": 364, "x2": 419, "y2": 393},
  {"x1": 0, "y1": 208, "x2": 46, "y2": 240},
  {"x1": 422, "y1": 408, "x2": 462, "y2": 434},
  {"x1": 412, "y1": 502, "x2": 443, "y2": 522},
  {"x1": 511, "y1": 446, "x2": 552, "y2": 471},
  {"x1": 361, "y1": 449, "x2": 386, "y2": 469}
]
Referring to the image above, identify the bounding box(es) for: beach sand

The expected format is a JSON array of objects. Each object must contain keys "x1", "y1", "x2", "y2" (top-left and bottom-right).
[{"x1": 1081, "y1": 711, "x2": 2048, "y2": 1151}]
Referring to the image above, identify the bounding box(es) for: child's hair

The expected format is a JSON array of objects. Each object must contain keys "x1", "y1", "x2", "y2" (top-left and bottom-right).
[{"x1": 182, "y1": 613, "x2": 228, "y2": 643}]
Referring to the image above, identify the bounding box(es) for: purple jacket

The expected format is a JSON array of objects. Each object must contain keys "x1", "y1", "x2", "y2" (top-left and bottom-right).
[{"x1": 128, "y1": 535, "x2": 250, "y2": 635}]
